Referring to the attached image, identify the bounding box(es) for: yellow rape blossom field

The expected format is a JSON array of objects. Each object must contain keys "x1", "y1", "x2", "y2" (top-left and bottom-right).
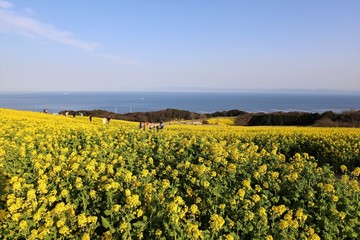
[
  {"x1": 0, "y1": 108, "x2": 359, "y2": 239},
  {"x1": 206, "y1": 117, "x2": 236, "y2": 126}
]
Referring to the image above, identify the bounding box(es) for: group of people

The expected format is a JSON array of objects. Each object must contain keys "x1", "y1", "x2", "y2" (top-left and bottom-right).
[
  {"x1": 139, "y1": 121, "x2": 165, "y2": 130},
  {"x1": 44, "y1": 110, "x2": 164, "y2": 129},
  {"x1": 101, "y1": 116, "x2": 111, "y2": 124}
]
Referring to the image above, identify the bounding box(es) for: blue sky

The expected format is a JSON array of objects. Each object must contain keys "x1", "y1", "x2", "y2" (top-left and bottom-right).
[{"x1": 0, "y1": 0, "x2": 359, "y2": 92}]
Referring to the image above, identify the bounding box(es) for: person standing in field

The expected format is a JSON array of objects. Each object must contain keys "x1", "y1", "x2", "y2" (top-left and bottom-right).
[
  {"x1": 102, "y1": 117, "x2": 107, "y2": 124},
  {"x1": 107, "y1": 116, "x2": 111, "y2": 124},
  {"x1": 89, "y1": 115, "x2": 92, "y2": 122}
]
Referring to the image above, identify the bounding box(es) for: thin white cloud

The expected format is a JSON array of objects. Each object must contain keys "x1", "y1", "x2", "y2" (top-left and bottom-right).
[
  {"x1": 0, "y1": 1, "x2": 137, "y2": 65},
  {"x1": 0, "y1": 0, "x2": 13, "y2": 9},
  {"x1": 0, "y1": 2, "x2": 99, "y2": 52}
]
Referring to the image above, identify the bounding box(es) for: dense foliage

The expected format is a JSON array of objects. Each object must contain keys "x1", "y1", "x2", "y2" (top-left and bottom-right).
[
  {"x1": 1, "y1": 109, "x2": 359, "y2": 239},
  {"x1": 243, "y1": 111, "x2": 360, "y2": 127}
]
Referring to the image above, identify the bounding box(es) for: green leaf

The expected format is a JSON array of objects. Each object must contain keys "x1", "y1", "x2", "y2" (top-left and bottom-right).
[
  {"x1": 132, "y1": 221, "x2": 145, "y2": 229},
  {"x1": 104, "y1": 210, "x2": 112, "y2": 216},
  {"x1": 101, "y1": 216, "x2": 111, "y2": 229}
]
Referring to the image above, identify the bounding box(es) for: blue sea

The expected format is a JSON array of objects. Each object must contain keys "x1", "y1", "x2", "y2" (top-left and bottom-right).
[{"x1": 1, "y1": 91, "x2": 359, "y2": 114}]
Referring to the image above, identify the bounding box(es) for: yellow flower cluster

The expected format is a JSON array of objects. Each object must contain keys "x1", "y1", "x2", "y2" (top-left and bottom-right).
[{"x1": 210, "y1": 214, "x2": 225, "y2": 232}]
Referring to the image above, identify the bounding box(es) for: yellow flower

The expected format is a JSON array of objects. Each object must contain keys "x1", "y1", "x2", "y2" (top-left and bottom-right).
[
  {"x1": 30, "y1": 229, "x2": 39, "y2": 239},
  {"x1": 124, "y1": 171, "x2": 133, "y2": 183},
  {"x1": 86, "y1": 216, "x2": 97, "y2": 224},
  {"x1": 59, "y1": 226, "x2": 70, "y2": 236},
  {"x1": 13, "y1": 181, "x2": 21, "y2": 192},
  {"x1": 53, "y1": 165, "x2": 62, "y2": 173},
  {"x1": 258, "y1": 207, "x2": 267, "y2": 218},
  {"x1": 75, "y1": 177, "x2": 83, "y2": 189},
  {"x1": 237, "y1": 189, "x2": 245, "y2": 200},
  {"x1": 272, "y1": 205, "x2": 287, "y2": 217},
  {"x1": 141, "y1": 169, "x2": 149, "y2": 177},
  {"x1": 350, "y1": 180, "x2": 360, "y2": 191},
  {"x1": 338, "y1": 211, "x2": 346, "y2": 220},
  {"x1": 279, "y1": 220, "x2": 289, "y2": 229},
  {"x1": 27, "y1": 189, "x2": 37, "y2": 200},
  {"x1": 271, "y1": 172, "x2": 279, "y2": 179},
  {"x1": 161, "y1": 179, "x2": 170, "y2": 189},
  {"x1": 242, "y1": 179, "x2": 251, "y2": 190},
  {"x1": 126, "y1": 194, "x2": 141, "y2": 208},
  {"x1": 203, "y1": 181, "x2": 210, "y2": 188},
  {"x1": 307, "y1": 227, "x2": 315, "y2": 235},
  {"x1": 323, "y1": 183, "x2": 334, "y2": 193},
  {"x1": 308, "y1": 234, "x2": 321, "y2": 240},
  {"x1": 284, "y1": 211, "x2": 292, "y2": 221},
  {"x1": 259, "y1": 164, "x2": 267, "y2": 175},
  {"x1": 252, "y1": 194, "x2": 261, "y2": 203},
  {"x1": 71, "y1": 163, "x2": 80, "y2": 172},
  {"x1": 78, "y1": 213, "x2": 87, "y2": 227},
  {"x1": 89, "y1": 189, "x2": 96, "y2": 199},
  {"x1": 54, "y1": 202, "x2": 66, "y2": 214},
  {"x1": 210, "y1": 214, "x2": 225, "y2": 232},
  {"x1": 174, "y1": 196, "x2": 184, "y2": 205},
  {"x1": 331, "y1": 195, "x2": 339, "y2": 202},
  {"x1": 57, "y1": 218, "x2": 66, "y2": 228},
  {"x1": 125, "y1": 189, "x2": 131, "y2": 196},
  {"x1": 290, "y1": 219, "x2": 299, "y2": 228},
  {"x1": 37, "y1": 179, "x2": 48, "y2": 194},
  {"x1": 341, "y1": 174, "x2": 349, "y2": 183},
  {"x1": 246, "y1": 211, "x2": 255, "y2": 220},
  {"x1": 186, "y1": 223, "x2": 203, "y2": 239},
  {"x1": 295, "y1": 208, "x2": 307, "y2": 223},
  {"x1": 225, "y1": 234, "x2": 234, "y2": 240},
  {"x1": 190, "y1": 204, "x2": 199, "y2": 216},
  {"x1": 11, "y1": 213, "x2": 21, "y2": 222},
  {"x1": 19, "y1": 220, "x2": 28, "y2": 231},
  {"x1": 340, "y1": 165, "x2": 347, "y2": 173},
  {"x1": 286, "y1": 172, "x2": 298, "y2": 182},
  {"x1": 227, "y1": 163, "x2": 237, "y2": 172},
  {"x1": 155, "y1": 229, "x2": 162, "y2": 237},
  {"x1": 82, "y1": 233, "x2": 91, "y2": 240},
  {"x1": 137, "y1": 209, "x2": 144, "y2": 217},
  {"x1": 49, "y1": 195, "x2": 57, "y2": 203},
  {"x1": 352, "y1": 167, "x2": 360, "y2": 177},
  {"x1": 112, "y1": 204, "x2": 121, "y2": 212}
]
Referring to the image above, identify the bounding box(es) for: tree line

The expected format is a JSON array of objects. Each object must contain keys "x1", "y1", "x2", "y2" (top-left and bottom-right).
[
  {"x1": 59, "y1": 109, "x2": 360, "y2": 127},
  {"x1": 235, "y1": 110, "x2": 360, "y2": 127}
]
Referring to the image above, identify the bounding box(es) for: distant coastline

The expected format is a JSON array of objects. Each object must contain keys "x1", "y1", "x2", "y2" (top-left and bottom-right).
[{"x1": 1, "y1": 91, "x2": 359, "y2": 114}]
